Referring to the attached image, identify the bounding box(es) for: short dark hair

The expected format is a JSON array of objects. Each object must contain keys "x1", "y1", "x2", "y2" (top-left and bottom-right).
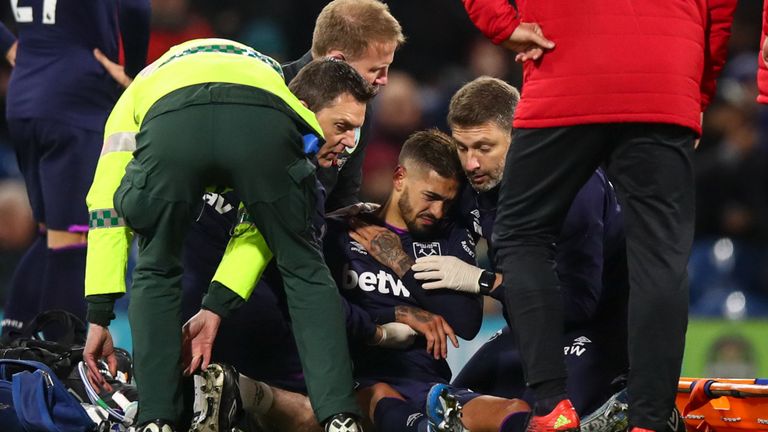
[
  {"x1": 289, "y1": 58, "x2": 376, "y2": 111},
  {"x1": 447, "y1": 76, "x2": 520, "y2": 133},
  {"x1": 399, "y1": 129, "x2": 463, "y2": 180}
]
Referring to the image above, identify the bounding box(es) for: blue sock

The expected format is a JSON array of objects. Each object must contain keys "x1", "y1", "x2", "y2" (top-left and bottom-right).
[
  {"x1": 500, "y1": 411, "x2": 529, "y2": 432},
  {"x1": 373, "y1": 397, "x2": 429, "y2": 432},
  {"x1": 2, "y1": 235, "x2": 47, "y2": 339},
  {"x1": 38, "y1": 243, "x2": 87, "y2": 341}
]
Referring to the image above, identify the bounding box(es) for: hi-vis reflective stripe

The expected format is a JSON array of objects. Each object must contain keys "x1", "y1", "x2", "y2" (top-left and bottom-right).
[
  {"x1": 101, "y1": 132, "x2": 137, "y2": 155},
  {"x1": 156, "y1": 44, "x2": 284, "y2": 79},
  {"x1": 89, "y1": 209, "x2": 125, "y2": 229}
]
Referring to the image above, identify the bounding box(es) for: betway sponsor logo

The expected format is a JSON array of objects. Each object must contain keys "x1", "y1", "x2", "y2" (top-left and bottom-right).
[{"x1": 342, "y1": 264, "x2": 411, "y2": 298}]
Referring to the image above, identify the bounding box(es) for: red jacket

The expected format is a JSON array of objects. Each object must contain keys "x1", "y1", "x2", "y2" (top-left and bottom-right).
[
  {"x1": 463, "y1": 0, "x2": 737, "y2": 134},
  {"x1": 758, "y1": 0, "x2": 768, "y2": 104}
]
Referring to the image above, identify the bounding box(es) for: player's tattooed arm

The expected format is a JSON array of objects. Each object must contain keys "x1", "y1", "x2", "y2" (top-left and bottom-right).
[
  {"x1": 394, "y1": 305, "x2": 458, "y2": 359},
  {"x1": 369, "y1": 230, "x2": 414, "y2": 277},
  {"x1": 349, "y1": 224, "x2": 414, "y2": 277}
]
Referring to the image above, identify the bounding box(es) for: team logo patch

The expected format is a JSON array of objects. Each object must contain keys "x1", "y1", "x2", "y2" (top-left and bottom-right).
[{"x1": 413, "y1": 242, "x2": 442, "y2": 258}]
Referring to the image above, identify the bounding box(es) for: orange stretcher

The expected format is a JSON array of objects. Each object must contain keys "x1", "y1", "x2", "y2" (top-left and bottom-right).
[{"x1": 676, "y1": 377, "x2": 768, "y2": 431}]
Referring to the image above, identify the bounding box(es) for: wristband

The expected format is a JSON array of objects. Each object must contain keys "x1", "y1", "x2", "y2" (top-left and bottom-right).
[{"x1": 478, "y1": 270, "x2": 496, "y2": 295}]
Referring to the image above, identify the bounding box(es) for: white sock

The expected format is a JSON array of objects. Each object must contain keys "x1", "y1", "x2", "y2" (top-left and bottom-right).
[{"x1": 238, "y1": 373, "x2": 274, "y2": 416}]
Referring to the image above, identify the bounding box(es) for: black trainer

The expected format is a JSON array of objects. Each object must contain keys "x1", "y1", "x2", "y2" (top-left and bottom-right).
[
  {"x1": 189, "y1": 363, "x2": 243, "y2": 432},
  {"x1": 324, "y1": 413, "x2": 364, "y2": 432}
]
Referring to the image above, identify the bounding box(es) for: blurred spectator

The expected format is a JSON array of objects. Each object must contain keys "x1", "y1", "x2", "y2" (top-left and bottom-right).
[
  {"x1": 696, "y1": 50, "x2": 768, "y2": 242},
  {"x1": 706, "y1": 334, "x2": 757, "y2": 378},
  {"x1": 421, "y1": 36, "x2": 520, "y2": 130},
  {"x1": 362, "y1": 70, "x2": 423, "y2": 202},
  {"x1": 147, "y1": 0, "x2": 214, "y2": 63},
  {"x1": 696, "y1": 105, "x2": 767, "y2": 242},
  {"x1": 238, "y1": 18, "x2": 288, "y2": 61}
]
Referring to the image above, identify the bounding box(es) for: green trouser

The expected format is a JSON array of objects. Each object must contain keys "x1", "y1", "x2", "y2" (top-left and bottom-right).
[{"x1": 115, "y1": 84, "x2": 360, "y2": 424}]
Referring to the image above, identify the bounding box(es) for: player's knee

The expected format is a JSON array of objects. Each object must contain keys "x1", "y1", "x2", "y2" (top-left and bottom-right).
[
  {"x1": 368, "y1": 382, "x2": 404, "y2": 405},
  {"x1": 46, "y1": 229, "x2": 87, "y2": 249},
  {"x1": 501, "y1": 398, "x2": 530, "y2": 414}
]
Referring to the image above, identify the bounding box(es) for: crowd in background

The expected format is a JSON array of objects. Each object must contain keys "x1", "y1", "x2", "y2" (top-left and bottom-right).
[{"x1": 0, "y1": 0, "x2": 766, "y2": 320}]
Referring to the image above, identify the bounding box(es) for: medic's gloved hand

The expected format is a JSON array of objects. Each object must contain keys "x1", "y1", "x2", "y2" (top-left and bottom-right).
[
  {"x1": 372, "y1": 322, "x2": 417, "y2": 349},
  {"x1": 412, "y1": 255, "x2": 484, "y2": 294}
]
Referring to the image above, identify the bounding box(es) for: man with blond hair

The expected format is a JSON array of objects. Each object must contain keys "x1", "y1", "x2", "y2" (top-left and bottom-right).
[
  {"x1": 171, "y1": 1, "x2": 405, "y2": 431},
  {"x1": 285, "y1": 0, "x2": 405, "y2": 208}
]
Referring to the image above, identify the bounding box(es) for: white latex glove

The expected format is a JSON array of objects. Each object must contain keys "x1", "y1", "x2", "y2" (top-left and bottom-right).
[
  {"x1": 373, "y1": 322, "x2": 417, "y2": 349},
  {"x1": 412, "y1": 255, "x2": 484, "y2": 293}
]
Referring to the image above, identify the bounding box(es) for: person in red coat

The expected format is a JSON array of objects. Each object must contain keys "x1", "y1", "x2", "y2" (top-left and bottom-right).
[{"x1": 461, "y1": 1, "x2": 737, "y2": 431}]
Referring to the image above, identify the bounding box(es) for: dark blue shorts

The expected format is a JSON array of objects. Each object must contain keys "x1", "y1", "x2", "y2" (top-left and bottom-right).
[
  {"x1": 181, "y1": 184, "x2": 333, "y2": 396},
  {"x1": 9, "y1": 118, "x2": 102, "y2": 231},
  {"x1": 452, "y1": 325, "x2": 628, "y2": 415},
  {"x1": 211, "y1": 277, "x2": 308, "y2": 394},
  {"x1": 180, "y1": 194, "x2": 308, "y2": 394}
]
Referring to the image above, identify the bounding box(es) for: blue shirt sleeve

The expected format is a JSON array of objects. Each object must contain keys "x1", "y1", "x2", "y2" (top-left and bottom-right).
[
  {"x1": 400, "y1": 270, "x2": 483, "y2": 340},
  {"x1": 118, "y1": 0, "x2": 151, "y2": 77},
  {"x1": 340, "y1": 294, "x2": 377, "y2": 344},
  {"x1": 0, "y1": 22, "x2": 16, "y2": 58}
]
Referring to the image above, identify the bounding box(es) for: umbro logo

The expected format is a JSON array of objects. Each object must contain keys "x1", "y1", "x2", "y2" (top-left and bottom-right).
[
  {"x1": 470, "y1": 209, "x2": 480, "y2": 218},
  {"x1": 350, "y1": 241, "x2": 368, "y2": 255},
  {"x1": 573, "y1": 336, "x2": 592, "y2": 346},
  {"x1": 668, "y1": 407, "x2": 681, "y2": 431},
  {"x1": 406, "y1": 413, "x2": 423, "y2": 426}
]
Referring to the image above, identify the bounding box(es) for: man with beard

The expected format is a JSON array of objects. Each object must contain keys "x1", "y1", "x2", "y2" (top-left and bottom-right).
[
  {"x1": 337, "y1": 130, "x2": 532, "y2": 432},
  {"x1": 462, "y1": 1, "x2": 736, "y2": 429},
  {"x1": 410, "y1": 77, "x2": 645, "y2": 430}
]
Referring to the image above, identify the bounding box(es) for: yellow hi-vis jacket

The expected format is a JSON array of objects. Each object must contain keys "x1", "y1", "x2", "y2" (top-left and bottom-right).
[{"x1": 85, "y1": 38, "x2": 322, "y2": 303}]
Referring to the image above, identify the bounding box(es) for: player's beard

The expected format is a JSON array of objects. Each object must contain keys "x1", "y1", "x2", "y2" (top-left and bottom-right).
[
  {"x1": 469, "y1": 161, "x2": 505, "y2": 193},
  {"x1": 397, "y1": 188, "x2": 440, "y2": 239}
]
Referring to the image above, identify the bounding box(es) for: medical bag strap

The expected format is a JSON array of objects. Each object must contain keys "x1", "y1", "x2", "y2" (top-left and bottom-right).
[{"x1": 20, "y1": 310, "x2": 88, "y2": 346}]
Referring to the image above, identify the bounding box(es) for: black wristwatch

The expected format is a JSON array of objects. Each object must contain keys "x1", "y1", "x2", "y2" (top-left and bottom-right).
[{"x1": 477, "y1": 270, "x2": 496, "y2": 296}]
